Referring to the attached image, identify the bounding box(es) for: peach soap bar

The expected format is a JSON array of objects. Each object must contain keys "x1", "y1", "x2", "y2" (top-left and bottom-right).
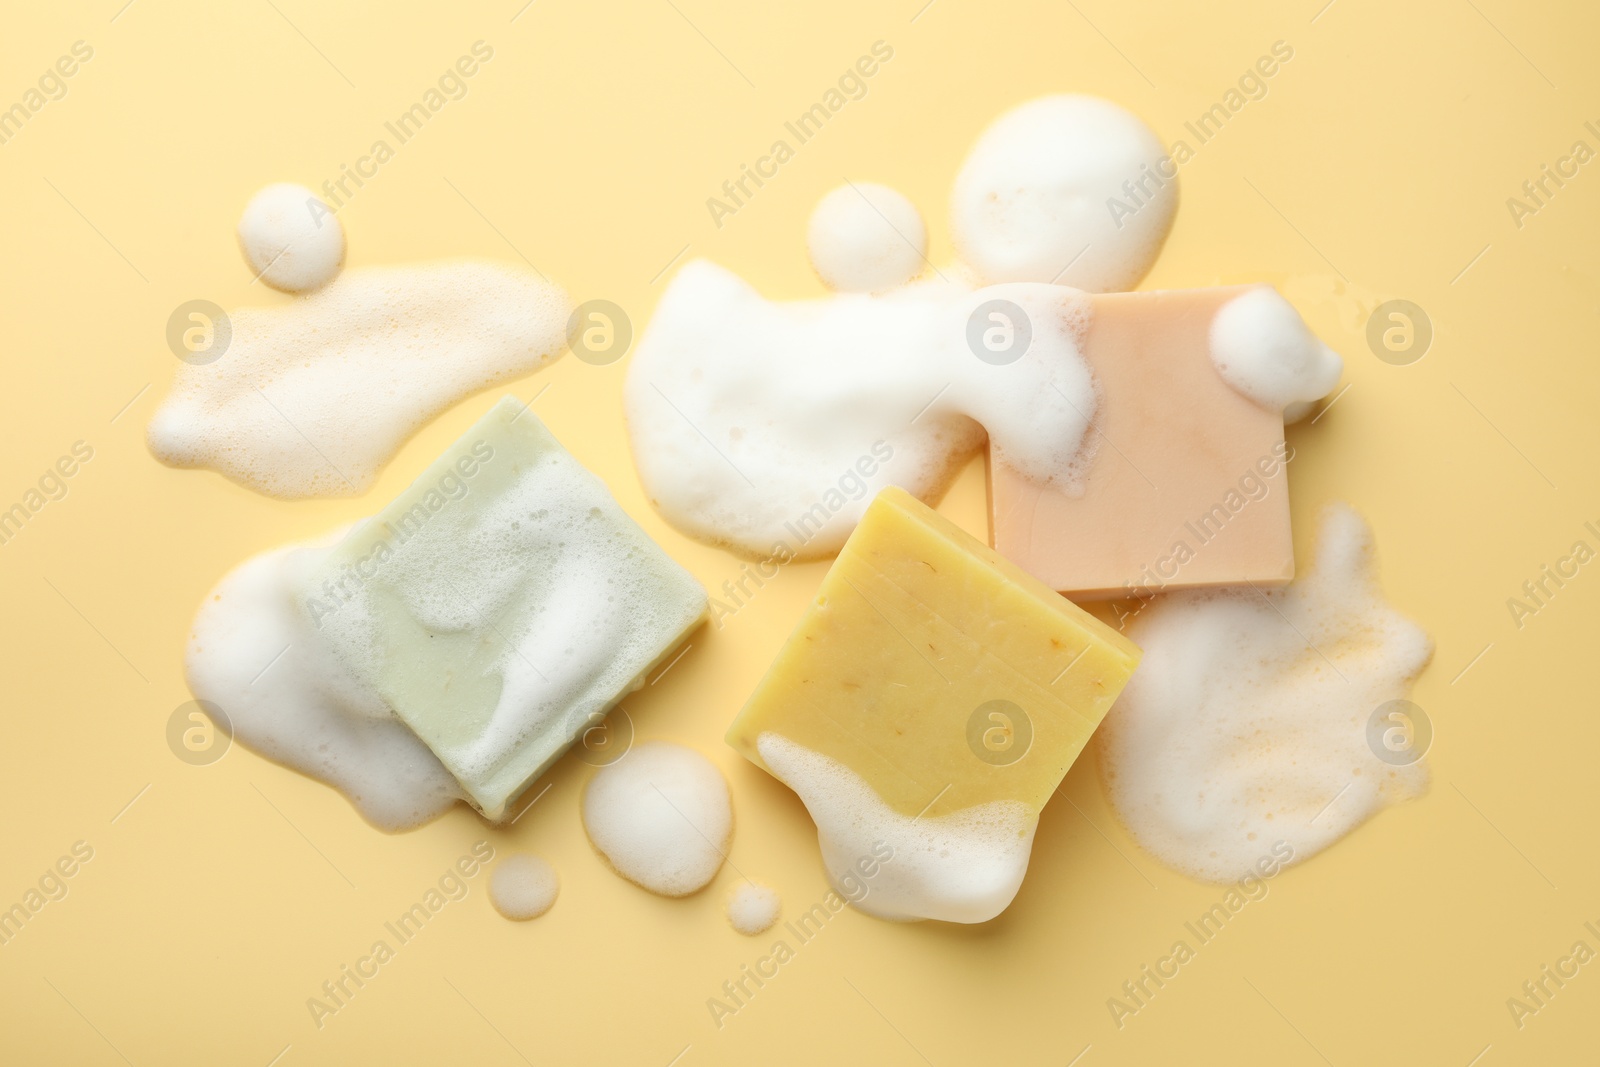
[
  {"x1": 988, "y1": 286, "x2": 1295, "y2": 599},
  {"x1": 728, "y1": 486, "x2": 1140, "y2": 824}
]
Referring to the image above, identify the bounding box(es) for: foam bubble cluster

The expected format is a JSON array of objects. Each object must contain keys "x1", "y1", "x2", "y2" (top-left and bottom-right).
[
  {"x1": 757, "y1": 733, "x2": 1036, "y2": 924},
  {"x1": 807, "y1": 182, "x2": 926, "y2": 292},
  {"x1": 237, "y1": 183, "x2": 345, "y2": 292},
  {"x1": 489, "y1": 854, "x2": 561, "y2": 920},
  {"x1": 625, "y1": 261, "x2": 1097, "y2": 559},
  {"x1": 148, "y1": 261, "x2": 570, "y2": 498},
  {"x1": 952, "y1": 94, "x2": 1176, "y2": 292},
  {"x1": 625, "y1": 93, "x2": 1195, "y2": 558},
  {"x1": 1097, "y1": 504, "x2": 1433, "y2": 883},
  {"x1": 184, "y1": 540, "x2": 462, "y2": 833},
  {"x1": 1209, "y1": 286, "x2": 1343, "y2": 423},
  {"x1": 725, "y1": 881, "x2": 781, "y2": 935},
  {"x1": 582, "y1": 742, "x2": 732, "y2": 897}
]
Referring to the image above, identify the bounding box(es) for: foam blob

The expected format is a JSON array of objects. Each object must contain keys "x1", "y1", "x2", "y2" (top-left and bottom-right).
[
  {"x1": 148, "y1": 261, "x2": 570, "y2": 498},
  {"x1": 725, "y1": 882, "x2": 781, "y2": 936},
  {"x1": 185, "y1": 540, "x2": 461, "y2": 833},
  {"x1": 237, "y1": 183, "x2": 345, "y2": 292},
  {"x1": 1097, "y1": 504, "x2": 1433, "y2": 884},
  {"x1": 582, "y1": 742, "x2": 732, "y2": 896},
  {"x1": 807, "y1": 183, "x2": 927, "y2": 292},
  {"x1": 757, "y1": 734, "x2": 1035, "y2": 924},
  {"x1": 489, "y1": 854, "x2": 560, "y2": 920},
  {"x1": 1209, "y1": 286, "x2": 1343, "y2": 423},
  {"x1": 624, "y1": 260, "x2": 1097, "y2": 559},
  {"x1": 951, "y1": 95, "x2": 1176, "y2": 292}
]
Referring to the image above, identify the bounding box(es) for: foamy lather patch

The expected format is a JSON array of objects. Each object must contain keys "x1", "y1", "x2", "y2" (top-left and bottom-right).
[
  {"x1": 149, "y1": 261, "x2": 569, "y2": 498},
  {"x1": 627, "y1": 94, "x2": 1343, "y2": 558},
  {"x1": 1097, "y1": 504, "x2": 1433, "y2": 883},
  {"x1": 626, "y1": 262, "x2": 1098, "y2": 559},
  {"x1": 185, "y1": 537, "x2": 462, "y2": 832},
  {"x1": 757, "y1": 733, "x2": 1036, "y2": 924}
]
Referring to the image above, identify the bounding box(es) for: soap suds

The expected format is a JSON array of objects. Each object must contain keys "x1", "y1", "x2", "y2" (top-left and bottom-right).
[
  {"x1": 807, "y1": 183, "x2": 926, "y2": 292},
  {"x1": 582, "y1": 742, "x2": 732, "y2": 896},
  {"x1": 184, "y1": 540, "x2": 462, "y2": 833},
  {"x1": 1097, "y1": 504, "x2": 1432, "y2": 883},
  {"x1": 625, "y1": 261, "x2": 1096, "y2": 558},
  {"x1": 148, "y1": 261, "x2": 570, "y2": 498},
  {"x1": 1209, "y1": 286, "x2": 1343, "y2": 423},
  {"x1": 489, "y1": 854, "x2": 560, "y2": 920},
  {"x1": 625, "y1": 94, "x2": 1201, "y2": 558},
  {"x1": 725, "y1": 881, "x2": 781, "y2": 935},
  {"x1": 757, "y1": 733, "x2": 1035, "y2": 924},
  {"x1": 237, "y1": 183, "x2": 345, "y2": 292},
  {"x1": 951, "y1": 94, "x2": 1176, "y2": 292},
  {"x1": 185, "y1": 401, "x2": 706, "y2": 830}
]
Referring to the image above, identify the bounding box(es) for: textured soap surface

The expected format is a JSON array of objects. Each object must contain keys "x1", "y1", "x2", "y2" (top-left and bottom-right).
[
  {"x1": 728, "y1": 486, "x2": 1139, "y2": 819},
  {"x1": 300, "y1": 396, "x2": 706, "y2": 820}
]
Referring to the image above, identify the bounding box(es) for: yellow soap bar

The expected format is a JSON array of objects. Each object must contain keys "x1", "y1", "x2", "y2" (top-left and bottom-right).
[{"x1": 727, "y1": 486, "x2": 1140, "y2": 820}]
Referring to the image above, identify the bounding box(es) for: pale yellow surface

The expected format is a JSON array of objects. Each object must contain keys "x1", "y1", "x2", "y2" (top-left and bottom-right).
[{"x1": 0, "y1": 2, "x2": 1595, "y2": 1064}]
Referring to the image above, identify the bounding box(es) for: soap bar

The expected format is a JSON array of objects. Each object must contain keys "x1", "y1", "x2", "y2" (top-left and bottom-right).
[
  {"x1": 300, "y1": 396, "x2": 707, "y2": 820},
  {"x1": 726, "y1": 487, "x2": 1138, "y2": 920},
  {"x1": 988, "y1": 286, "x2": 1294, "y2": 599}
]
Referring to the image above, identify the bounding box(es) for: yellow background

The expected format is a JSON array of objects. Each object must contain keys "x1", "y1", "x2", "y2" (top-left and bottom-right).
[{"x1": 1, "y1": 0, "x2": 1595, "y2": 1063}]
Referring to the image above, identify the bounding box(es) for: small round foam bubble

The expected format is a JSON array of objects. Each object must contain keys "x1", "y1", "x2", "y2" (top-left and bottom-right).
[
  {"x1": 807, "y1": 183, "x2": 927, "y2": 292},
  {"x1": 725, "y1": 881, "x2": 781, "y2": 936},
  {"x1": 489, "y1": 854, "x2": 560, "y2": 920},
  {"x1": 582, "y1": 742, "x2": 732, "y2": 897},
  {"x1": 1209, "y1": 287, "x2": 1343, "y2": 421},
  {"x1": 237, "y1": 183, "x2": 345, "y2": 292},
  {"x1": 951, "y1": 95, "x2": 1176, "y2": 292}
]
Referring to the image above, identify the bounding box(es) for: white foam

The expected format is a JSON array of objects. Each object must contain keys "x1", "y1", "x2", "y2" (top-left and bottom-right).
[
  {"x1": 1209, "y1": 286, "x2": 1343, "y2": 423},
  {"x1": 305, "y1": 401, "x2": 708, "y2": 818},
  {"x1": 185, "y1": 539, "x2": 462, "y2": 833},
  {"x1": 624, "y1": 260, "x2": 1096, "y2": 558},
  {"x1": 951, "y1": 95, "x2": 1176, "y2": 292},
  {"x1": 582, "y1": 742, "x2": 732, "y2": 897},
  {"x1": 725, "y1": 881, "x2": 781, "y2": 935},
  {"x1": 1097, "y1": 504, "x2": 1433, "y2": 883},
  {"x1": 489, "y1": 854, "x2": 560, "y2": 920},
  {"x1": 756, "y1": 733, "x2": 1035, "y2": 924},
  {"x1": 148, "y1": 261, "x2": 570, "y2": 498},
  {"x1": 807, "y1": 183, "x2": 926, "y2": 292},
  {"x1": 237, "y1": 183, "x2": 345, "y2": 292}
]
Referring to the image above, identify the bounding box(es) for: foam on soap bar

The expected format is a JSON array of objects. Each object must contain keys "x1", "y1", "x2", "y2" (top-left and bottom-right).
[
  {"x1": 1097, "y1": 504, "x2": 1432, "y2": 883},
  {"x1": 626, "y1": 94, "x2": 1197, "y2": 560},
  {"x1": 988, "y1": 286, "x2": 1315, "y2": 599},
  {"x1": 624, "y1": 262, "x2": 1097, "y2": 559},
  {"x1": 237, "y1": 183, "x2": 345, "y2": 292},
  {"x1": 726, "y1": 487, "x2": 1140, "y2": 923},
  {"x1": 185, "y1": 540, "x2": 463, "y2": 833},
  {"x1": 807, "y1": 183, "x2": 927, "y2": 292},
  {"x1": 951, "y1": 95, "x2": 1176, "y2": 292},
  {"x1": 1209, "y1": 286, "x2": 1343, "y2": 423},
  {"x1": 758, "y1": 734, "x2": 1036, "y2": 924},
  {"x1": 582, "y1": 742, "x2": 732, "y2": 897},
  {"x1": 302, "y1": 397, "x2": 708, "y2": 821},
  {"x1": 149, "y1": 261, "x2": 570, "y2": 498}
]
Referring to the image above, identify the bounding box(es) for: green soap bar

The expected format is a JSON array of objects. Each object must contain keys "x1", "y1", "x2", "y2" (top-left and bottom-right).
[{"x1": 299, "y1": 396, "x2": 707, "y2": 820}]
